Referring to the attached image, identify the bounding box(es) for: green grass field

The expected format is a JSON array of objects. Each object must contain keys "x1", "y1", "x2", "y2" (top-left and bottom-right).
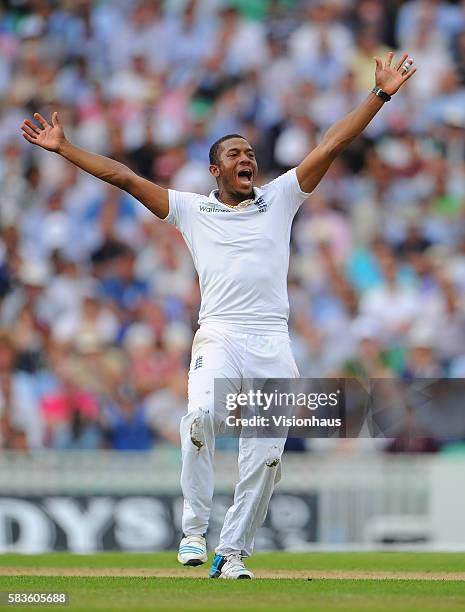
[{"x1": 0, "y1": 552, "x2": 464, "y2": 612}]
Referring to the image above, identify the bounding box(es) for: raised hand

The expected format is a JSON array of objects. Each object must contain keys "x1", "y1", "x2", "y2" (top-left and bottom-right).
[
  {"x1": 374, "y1": 52, "x2": 417, "y2": 96},
  {"x1": 20, "y1": 112, "x2": 66, "y2": 153}
]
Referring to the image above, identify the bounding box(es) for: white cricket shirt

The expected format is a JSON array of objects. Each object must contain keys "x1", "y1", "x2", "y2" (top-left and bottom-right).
[{"x1": 164, "y1": 168, "x2": 310, "y2": 334}]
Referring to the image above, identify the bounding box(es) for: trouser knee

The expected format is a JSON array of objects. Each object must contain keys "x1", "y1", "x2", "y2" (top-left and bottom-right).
[
  {"x1": 264, "y1": 442, "x2": 284, "y2": 468},
  {"x1": 181, "y1": 408, "x2": 215, "y2": 451}
]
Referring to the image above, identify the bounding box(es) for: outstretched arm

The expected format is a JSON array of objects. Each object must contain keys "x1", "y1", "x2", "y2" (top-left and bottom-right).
[
  {"x1": 296, "y1": 52, "x2": 417, "y2": 194},
  {"x1": 20, "y1": 112, "x2": 169, "y2": 219}
]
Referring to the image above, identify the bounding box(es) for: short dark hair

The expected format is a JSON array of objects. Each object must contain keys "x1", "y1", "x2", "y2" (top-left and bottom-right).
[{"x1": 209, "y1": 134, "x2": 247, "y2": 165}]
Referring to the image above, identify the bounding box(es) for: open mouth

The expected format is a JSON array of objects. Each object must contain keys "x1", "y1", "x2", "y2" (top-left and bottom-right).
[{"x1": 237, "y1": 168, "x2": 253, "y2": 188}]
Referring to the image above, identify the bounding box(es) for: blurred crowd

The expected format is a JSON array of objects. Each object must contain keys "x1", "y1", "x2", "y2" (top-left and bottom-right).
[{"x1": 1, "y1": 0, "x2": 465, "y2": 452}]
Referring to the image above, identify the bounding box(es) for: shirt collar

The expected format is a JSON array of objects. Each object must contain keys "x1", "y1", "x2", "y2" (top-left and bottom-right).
[{"x1": 208, "y1": 188, "x2": 260, "y2": 209}]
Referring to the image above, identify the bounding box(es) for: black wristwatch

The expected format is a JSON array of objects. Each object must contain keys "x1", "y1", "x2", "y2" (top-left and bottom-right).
[{"x1": 371, "y1": 86, "x2": 391, "y2": 102}]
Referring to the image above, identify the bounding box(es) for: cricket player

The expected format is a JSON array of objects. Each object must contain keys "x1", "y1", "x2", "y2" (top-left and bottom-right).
[{"x1": 21, "y1": 52, "x2": 415, "y2": 579}]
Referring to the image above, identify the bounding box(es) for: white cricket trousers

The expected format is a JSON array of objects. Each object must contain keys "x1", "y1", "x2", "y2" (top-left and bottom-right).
[{"x1": 180, "y1": 323, "x2": 299, "y2": 558}]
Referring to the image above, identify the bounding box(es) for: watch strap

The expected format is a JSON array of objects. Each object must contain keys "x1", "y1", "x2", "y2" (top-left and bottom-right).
[{"x1": 371, "y1": 86, "x2": 391, "y2": 102}]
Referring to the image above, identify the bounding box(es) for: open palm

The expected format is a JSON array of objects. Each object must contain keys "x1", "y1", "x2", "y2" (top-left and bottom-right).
[
  {"x1": 20, "y1": 112, "x2": 65, "y2": 152},
  {"x1": 374, "y1": 52, "x2": 416, "y2": 96}
]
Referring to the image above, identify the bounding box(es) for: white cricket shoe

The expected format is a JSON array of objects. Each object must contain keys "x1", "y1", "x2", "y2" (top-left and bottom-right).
[
  {"x1": 177, "y1": 534, "x2": 208, "y2": 566},
  {"x1": 209, "y1": 553, "x2": 255, "y2": 579}
]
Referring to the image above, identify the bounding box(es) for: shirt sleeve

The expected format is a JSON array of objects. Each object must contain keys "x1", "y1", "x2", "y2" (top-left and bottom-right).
[
  {"x1": 164, "y1": 189, "x2": 197, "y2": 238},
  {"x1": 263, "y1": 168, "x2": 311, "y2": 219}
]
